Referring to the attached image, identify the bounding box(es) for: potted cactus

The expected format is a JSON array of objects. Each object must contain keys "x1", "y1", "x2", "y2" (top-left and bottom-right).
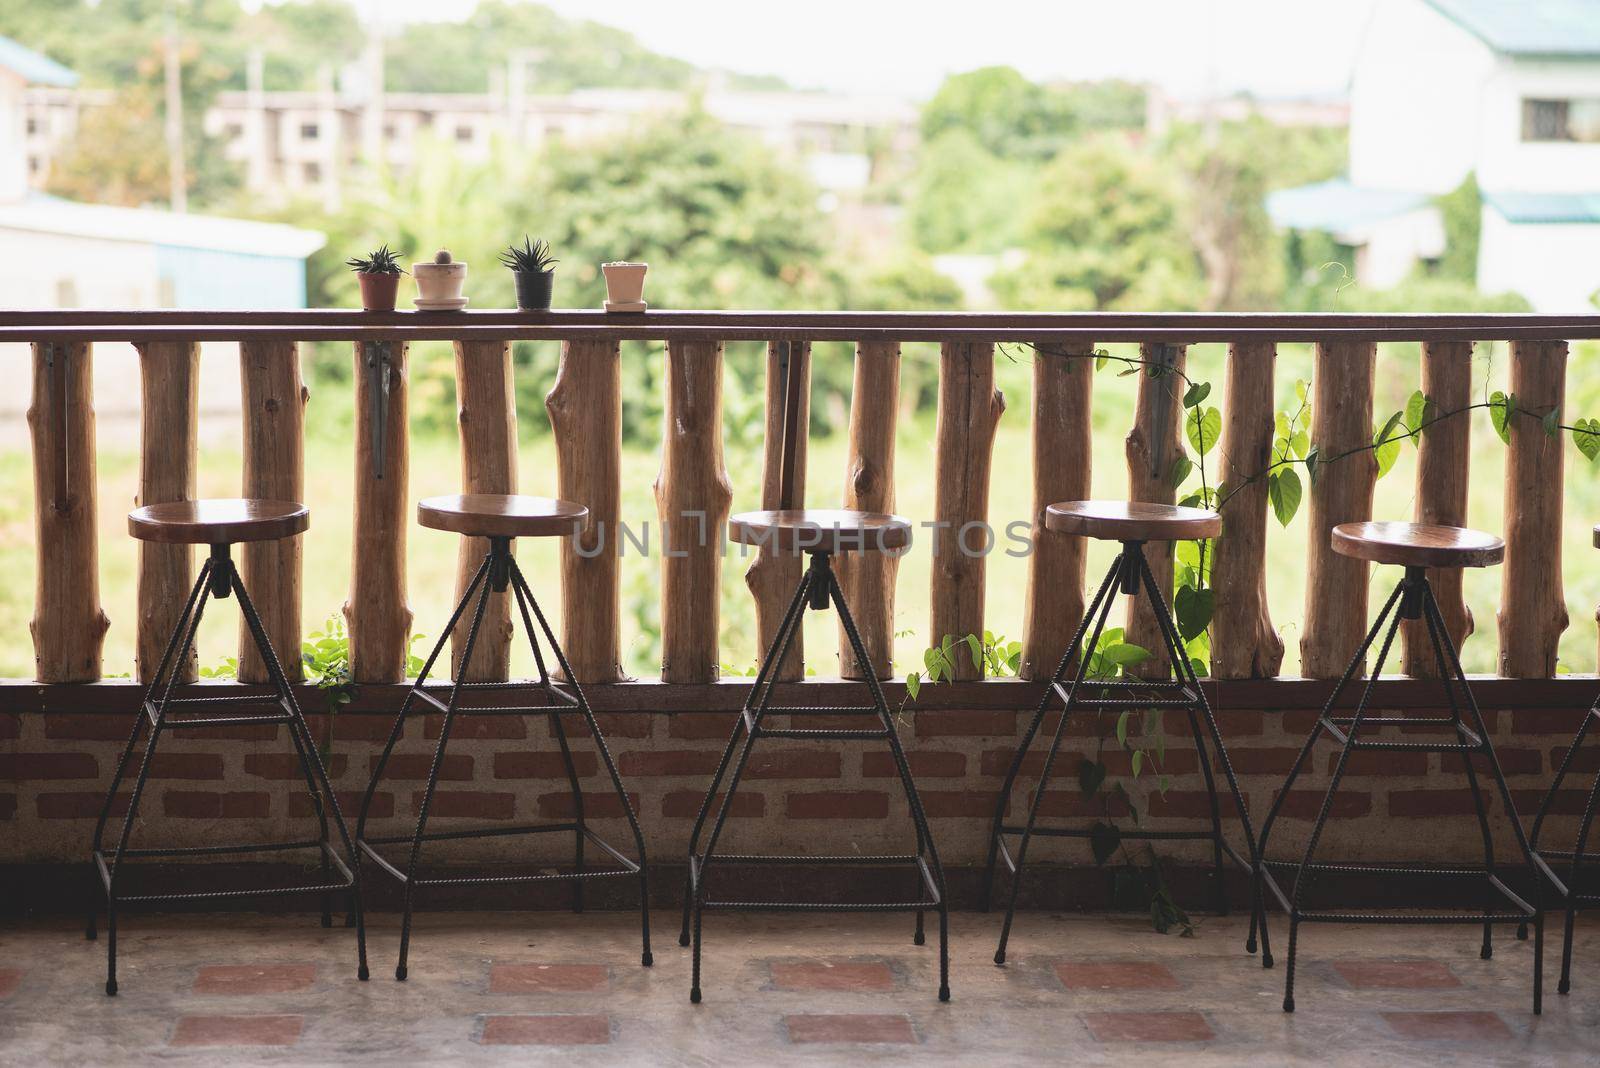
[
  {"x1": 500, "y1": 236, "x2": 558, "y2": 311},
  {"x1": 412, "y1": 248, "x2": 468, "y2": 310},
  {"x1": 346, "y1": 244, "x2": 406, "y2": 312}
]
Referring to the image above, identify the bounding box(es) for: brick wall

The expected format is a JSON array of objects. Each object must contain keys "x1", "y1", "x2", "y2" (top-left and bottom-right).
[{"x1": 2, "y1": 703, "x2": 1587, "y2": 880}]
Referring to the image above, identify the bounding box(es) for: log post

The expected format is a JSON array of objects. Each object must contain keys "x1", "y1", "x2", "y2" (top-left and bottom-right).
[
  {"x1": 239, "y1": 340, "x2": 307, "y2": 684},
  {"x1": 931, "y1": 341, "x2": 1005, "y2": 681},
  {"x1": 1124, "y1": 343, "x2": 1187, "y2": 678},
  {"x1": 451, "y1": 340, "x2": 517, "y2": 681},
  {"x1": 1019, "y1": 343, "x2": 1093, "y2": 681},
  {"x1": 29, "y1": 341, "x2": 108, "y2": 682},
  {"x1": 344, "y1": 339, "x2": 412, "y2": 684},
  {"x1": 1300, "y1": 340, "x2": 1378, "y2": 678},
  {"x1": 837, "y1": 341, "x2": 901, "y2": 679},
  {"x1": 1498, "y1": 339, "x2": 1568, "y2": 677},
  {"x1": 654, "y1": 341, "x2": 733, "y2": 683},
  {"x1": 746, "y1": 341, "x2": 810, "y2": 680},
  {"x1": 546, "y1": 339, "x2": 626, "y2": 683},
  {"x1": 1211, "y1": 341, "x2": 1283, "y2": 679},
  {"x1": 135, "y1": 341, "x2": 199, "y2": 684},
  {"x1": 1402, "y1": 341, "x2": 1474, "y2": 677}
]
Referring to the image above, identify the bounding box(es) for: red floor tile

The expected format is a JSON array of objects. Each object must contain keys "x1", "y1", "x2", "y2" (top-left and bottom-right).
[
  {"x1": 1055, "y1": 961, "x2": 1181, "y2": 991},
  {"x1": 770, "y1": 961, "x2": 895, "y2": 992},
  {"x1": 478, "y1": 1014, "x2": 611, "y2": 1046},
  {"x1": 1382, "y1": 1012, "x2": 1511, "y2": 1041},
  {"x1": 784, "y1": 1014, "x2": 916, "y2": 1044},
  {"x1": 193, "y1": 964, "x2": 317, "y2": 995},
  {"x1": 1083, "y1": 1012, "x2": 1215, "y2": 1043},
  {"x1": 0, "y1": 969, "x2": 22, "y2": 999},
  {"x1": 1334, "y1": 961, "x2": 1461, "y2": 989},
  {"x1": 489, "y1": 963, "x2": 609, "y2": 993},
  {"x1": 170, "y1": 1015, "x2": 304, "y2": 1047}
]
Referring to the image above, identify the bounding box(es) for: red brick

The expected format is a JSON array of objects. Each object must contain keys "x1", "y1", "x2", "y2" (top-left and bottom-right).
[
  {"x1": 479, "y1": 1014, "x2": 609, "y2": 1046},
  {"x1": 1056, "y1": 961, "x2": 1181, "y2": 991},
  {"x1": 0, "y1": 752, "x2": 98, "y2": 780},
  {"x1": 37, "y1": 792, "x2": 127, "y2": 820},
  {"x1": 1147, "y1": 790, "x2": 1244, "y2": 820},
  {"x1": 1508, "y1": 709, "x2": 1574, "y2": 735},
  {"x1": 495, "y1": 751, "x2": 599, "y2": 779},
  {"x1": 194, "y1": 964, "x2": 317, "y2": 995},
  {"x1": 1333, "y1": 961, "x2": 1459, "y2": 989},
  {"x1": 1216, "y1": 710, "x2": 1266, "y2": 737},
  {"x1": 0, "y1": 714, "x2": 19, "y2": 740},
  {"x1": 786, "y1": 791, "x2": 889, "y2": 819},
  {"x1": 0, "y1": 968, "x2": 21, "y2": 998},
  {"x1": 1493, "y1": 748, "x2": 1544, "y2": 777},
  {"x1": 181, "y1": 723, "x2": 282, "y2": 741},
  {"x1": 1224, "y1": 747, "x2": 1304, "y2": 776},
  {"x1": 130, "y1": 753, "x2": 225, "y2": 780},
  {"x1": 668, "y1": 713, "x2": 740, "y2": 739},
  {"x1": 423, "y1": 714, "x2": 527, "y2": 740},
  {"x1": 770, "y1": 961, "x2": 895, "y2": 992},
  {"x1": 303, "y1": 714, "x2": 390, "y2": 742},
  {"x1": 535, "y1": 792, "x2": 639, "y2": 820},
  {"x1": 1387, "y1": 790, "x2": 1492, "y2": 818},
  {"x1": 1032, "y1": 790, "x2": 1130, "y2": 819},
  {"x1": 785, "y1": 1014, "x2": 915, "y2": 1044},
  {"x1": 290, "y1": 790, "x2": 390, "y2": 819},
  {"x1": 170, "y1": 1015, "x2": 303, "y2": 1047},
  {"x1": 0, "y1": 794, "x2": 13, "y2": 821},
  {"x1": 1512, "y1": 789, "x2": 1589, "y2": 816},
  {"x1": 164, "y1": 791, "x2": 271, "y2": 819},
  {"x1": 921, "y1": 790, "x2": 1001, "y2": 818},
  {"x1": 1325, "y1": 750, "x2": 1429, "y2": 777},
  {"x1": 617, "y1": 750, "x2": 721, "y2": 777},
  {"x1": 44, "y1": 714, "x2": 134, "y2": 741},
  {"x1": 865, "y1": 751, "x2": 966, "y2": 778},
  {"x1": 412, "y1": 790, "x2": 516, "y2": 820},
  {"x1": 1276, "y1": 709, "x2": 1322, "y2": 736},
  {"x1": 913, "y1": 710, "x2": 1017, "y2": 737},
  {"x1": 745, "y1": 750, "x2": 842, "y2": 779},
  {"x1": 489, "y1": 963, "x2": 608, "y2": 993},
  {"x1": 367, "y1": 753, "x2": 472, "y2": 781},
  {"x1": 661, "y1": 790, "x2": 763, "y2": 818},
  {"x1": 1550, "y1": 744, "x2": 1600, "y2": 775},
  {"x1": 1381, "y1": 1011, "x2": 1509, "y2": 1041},
  {"x1": 1271, "y1": 789, "x2": 1371, "y2": 820},
  {"x1": 243, "y1": 753, "x2": 350, "y2": 780},
  {"x1": 556, "y1": 712, "x2": 652, "y2": 739},
  {"x1": 1083, "y1": 1011, "x2": 1214, "y2": 1042},
  {"x1": 788, "y1": 713, "x2": 883, "y2": 732}
]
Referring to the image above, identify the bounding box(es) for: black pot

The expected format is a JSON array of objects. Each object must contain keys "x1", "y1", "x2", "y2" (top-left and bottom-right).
[{"x1": 513, "y1": 269, "x2": 554, "y2": 310}]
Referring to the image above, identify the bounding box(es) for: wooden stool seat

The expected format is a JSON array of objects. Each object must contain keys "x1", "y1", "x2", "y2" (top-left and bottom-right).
[
  {"x1": 1045, "y1": 500, "x2": 1221, "y2": 542},
  {"x1": 1332, "y1": 521, "x2": 1504, "y2": 568},
  {"x1": 417, "y1": 494, "x2": 587, "y2": 538},
  {"x1": 728, "y1": 508, "x2": 912, "y2": 553},
  {"x1": 127, "y1": 499, "x2": 308, "y2": 544}
]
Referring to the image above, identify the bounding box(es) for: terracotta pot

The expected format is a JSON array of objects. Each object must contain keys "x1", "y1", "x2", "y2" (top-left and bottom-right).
[
  {"x1": 413, "y1": 260, "x2": 467, "y2": 303},
  {"x1": 357, "y1": 272, "x2": 401, "y2": 312},
  {"x1": 601, "y1": 261, "x2": 648, "y2": 305}
]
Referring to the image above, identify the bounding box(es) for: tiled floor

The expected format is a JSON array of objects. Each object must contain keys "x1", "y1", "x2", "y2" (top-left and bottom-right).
[{"x1": 0, "y1": 910, "x2": 1596, "y2": 1065}]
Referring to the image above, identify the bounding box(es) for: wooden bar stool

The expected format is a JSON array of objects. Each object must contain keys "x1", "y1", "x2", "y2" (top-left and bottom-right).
[
  {"x1": 983, "y1": 501, "x2": 1260, "y2": 964},
  {"x1": 1523, "y1": 522, "x2": 1600, "y2": 997},
  {"x1": 356, "y1": 493, "x2": 651, "y2": 980},
  {"x1": 89, "y1": 499, "x2": 367, "y2": 995},
  {"x1": 678, "y1": 352, "x2": 950, "y2": 1004},
  {"x1": 1255, "y1": 521, "x2": 1543, "y2": 1014}
]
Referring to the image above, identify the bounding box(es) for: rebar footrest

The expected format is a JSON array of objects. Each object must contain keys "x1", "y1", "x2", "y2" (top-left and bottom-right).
[
  {"x1": 688, "y1": 851, "x2": 941, "y2": 912},
  {"x1": 142, "y1": 696, "x2": 295, "y2": 731},
  {"x1": 94, "y1": 841, "x2": 354, "y2": 904},
  {"x1": 360, "y1": 823, "x2": 640, "y2": 887},
  {"x1": 1259, "y1": 861, "x2": 1536, "y2": 921},
  {"x1": 1319, "y1": 715, "x2": 1483, "y2": 752}
]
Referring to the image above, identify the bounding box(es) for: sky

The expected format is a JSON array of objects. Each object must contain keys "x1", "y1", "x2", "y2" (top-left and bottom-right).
[{"x1": 339, "y1": 0, "x2": 1382, "y2": 99}]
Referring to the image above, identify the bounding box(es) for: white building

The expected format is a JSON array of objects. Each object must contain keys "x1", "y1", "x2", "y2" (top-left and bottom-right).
[{"x1": 1268, "y1": 0, "x2": 1600, "y2": 311}]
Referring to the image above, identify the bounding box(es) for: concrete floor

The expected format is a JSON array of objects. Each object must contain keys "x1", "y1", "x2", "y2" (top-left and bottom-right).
[{"x1": 1, "y1": 910, "x2": 1596, "y2": 1066}]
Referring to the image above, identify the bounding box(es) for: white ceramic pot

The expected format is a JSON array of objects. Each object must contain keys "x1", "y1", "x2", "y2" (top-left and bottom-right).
[
  {"x1": 413, "y1": 254, "x2": 467, "y2": 303},
  {"x1": 602, "y1": 261, "x2": 648, "y2": 305}
]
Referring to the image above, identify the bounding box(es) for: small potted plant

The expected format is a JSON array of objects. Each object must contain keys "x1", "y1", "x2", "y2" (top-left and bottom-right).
[
  {"x1": 602, "y1": 261, "x2": 649, "y2": 312},
  {"x1": 412, "y1": 248, "x2": 468, "y2": 311},
  {"x1": 346, "y1": 244, "x2": 406, "y2": 312},
  {"x1": 500, "y1": 236, "x2": 558, "y2": 311}
]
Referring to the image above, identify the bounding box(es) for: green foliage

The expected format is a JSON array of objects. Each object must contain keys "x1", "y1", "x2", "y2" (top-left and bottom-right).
[
  {"x1": 345, "y1": 244, "x2": 405, "y2": 275},
  {"x1": 920, "y1": 66, "x2": 1143, "y2": 161},
  {"x1": 1435, "y1": 172, "x2": 1482, "y2": 282},
  {"x1": 905, "y1": 130, "x2": 1036, "y2": 253}
]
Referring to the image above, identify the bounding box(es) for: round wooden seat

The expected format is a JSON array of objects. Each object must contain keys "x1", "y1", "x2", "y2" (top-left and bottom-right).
[
  {"x1": 418, "y1": 494, "x2": 588, "y2": 538},
  {"x1": 728, "y1": 508, "x2": 912, "y2": 553},
  {"x1": 1045, "y1": 501, "x2": 1221, "y2": 542},
  {"x1": 128, "y1": 498, "x2": 308, "y2": 544},
  {"x1": 1332, "y1": 521, "x2": 1504, "y2": 568}
]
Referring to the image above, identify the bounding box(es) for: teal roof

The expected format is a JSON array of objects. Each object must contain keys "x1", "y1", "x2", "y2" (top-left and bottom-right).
[
  {"x1": 0, "y1": 36, "x2": 76, "y2": 86},
  {"x1": 1425, "y1": 1, "x2": 1600, "y2": 57},
  {"x1": 1484, "y1": 190, "x2": 1600, "y2": 223},
  {"x1": 1267, "y1": 178, "x2": 1431, "y2": 232}
]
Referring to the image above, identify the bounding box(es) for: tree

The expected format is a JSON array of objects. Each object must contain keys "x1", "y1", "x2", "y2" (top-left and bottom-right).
[
  {"x1": 920, "y1": 66, "x2": 1145, "y2": 162},
  {"x1": 905, "y1": 129, "x2": 1036, "y2": 253}
]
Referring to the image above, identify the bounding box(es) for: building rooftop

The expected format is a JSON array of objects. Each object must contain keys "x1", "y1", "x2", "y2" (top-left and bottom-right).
[
  {"x1": 1484, "y1": 190, "x2": 1600, "y2": 224},
  {"x1": 1266, "y1": 178, "x2": 1432, "y2": 233},
  {"x1": 0, "y1": 194, "x2": 325, "y2": 258},
  {"x1": 0, "y1": 35, "x2": 77, "y2": 87},
  {"x1": 1425, "y1": 0, "x2": 1600, "y2": 58}
]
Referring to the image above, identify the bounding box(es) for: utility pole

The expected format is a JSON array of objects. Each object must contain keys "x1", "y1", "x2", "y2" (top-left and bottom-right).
[{"x1": 164, "y1": 2, "x2": 187, "y2": 212}]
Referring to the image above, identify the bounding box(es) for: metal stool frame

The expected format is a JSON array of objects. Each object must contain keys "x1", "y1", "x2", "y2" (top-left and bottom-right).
[
  {"x1": 1255, "y1": 565, "x2": 1543, "y2": 1013},
  {"x1": 982, "y1": 540, "x2": 1262, "y2": 964},
  {"x1": 678, "y1": 550, "x2": 950, "y2": 1003},
  {"x1": 356, "y1": 536, "x2": 650, "y2": 979},
  {"x1": 1525, "y1": 691, "x2": 1600, "y2": 996},
  {"x1": 87, "y1": 542, "x2": 369, "y2": 995}
]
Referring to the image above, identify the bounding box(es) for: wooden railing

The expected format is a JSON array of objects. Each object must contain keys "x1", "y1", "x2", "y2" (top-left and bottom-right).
[{"x1": 5, "y1": 309, "x2": 1600, "y2": 713}]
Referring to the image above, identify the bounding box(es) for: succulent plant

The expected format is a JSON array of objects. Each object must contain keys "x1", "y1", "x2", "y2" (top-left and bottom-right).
[
  {"x1": 499, "y1": 236, "x2": 558, "y2": 274},
  {"x1": 346, "y1": 244, "x2": 406, "y2": 275}
]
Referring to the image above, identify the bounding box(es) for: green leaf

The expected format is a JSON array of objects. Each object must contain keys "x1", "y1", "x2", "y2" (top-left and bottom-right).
[
  {"x1": 1116, "y1": 710, "x2": 1131, "y2": 748},
  {"x1": 1404, "y1": 389, "x2": 1428, "y2": 445},
  {"x1": 1169, "y1": 454, "x2": 1194, "y2": 489},
  {"x1": 1182, "y1": 381, "x2": 1211, "y2": 408},
  {"x1": 1574, "y1": 418, "x2": 1600, "y2": 462},
  {"x1": 1131, "y1": 749, "x2": 1144, "y2": 778},
  {"x1": 1186, "y1": 406, "x2": 1222, "y2": 457},
  {"x1": 1543, "y1": 406, "x2": 1561, "y2": 439},
  {"x1": 1304, "y1": 445, "x2": 1320, "y2": 486},
  {"x1": 904, "y1": 672, "x2": 920, "y2": 701},
  {"x1": 1089, "y1": 821, "x2": 1122, "y2": 865},
  {"x1": 1268, "y1": 468, "x2": 1302, "y2": 527},
  {"x1": 1490, "y1": 390, "x2": 1513, "y2": 444},
  {"x1": 1077, "y1": 757, "x2": 1107, "y2": 798},
  {"x1": 1174, "y1": 585, "x2": 1215, "y2": 641},
  {"x1": 1103, "y1": 642, "x2": 1151, "y2": 668},
  {"x1": 1374, "y1": 418, "x2": 1403, "y2": 480},
  {"x1": 965, "y1": 633, "x2": 984, "y2": 671}
]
